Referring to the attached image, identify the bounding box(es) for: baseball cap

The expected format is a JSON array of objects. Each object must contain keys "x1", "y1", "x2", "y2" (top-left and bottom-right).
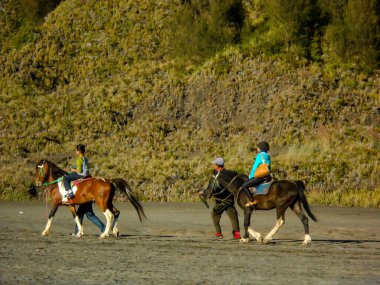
[{"x1": 211, "y1": 157, "x2": 224, "y2": 166}]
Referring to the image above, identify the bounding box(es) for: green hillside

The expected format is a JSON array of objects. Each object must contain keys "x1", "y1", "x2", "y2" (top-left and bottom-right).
[{"x1": 0, "y1": 0, "x2": 379, "y2": 207}]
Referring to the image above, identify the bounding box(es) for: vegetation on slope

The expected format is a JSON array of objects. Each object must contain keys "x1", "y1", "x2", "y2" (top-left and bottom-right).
[{"x1": 0, "y1": 0, "x2": 379, "y2": 207}]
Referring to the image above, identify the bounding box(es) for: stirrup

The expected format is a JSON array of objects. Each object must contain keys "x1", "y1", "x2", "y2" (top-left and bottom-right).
[{"x1": 244, "y1": 200, "x2": 257, "y2": 208}]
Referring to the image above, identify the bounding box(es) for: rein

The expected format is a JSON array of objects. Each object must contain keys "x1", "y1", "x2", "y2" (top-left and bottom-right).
[
  {"x1": 42, "y1": 177, "x2": 63, "y2": 186},
  {"x1": 37, "y1": 162, "x2": 64, "y2": 186},
  {"x1": 211, "y1": 173, "x2": 244, "y2": 208},
  {"x1": 37, "y1": 162, "x2": 63, "y2": 218},
  {"x1": 42, "y1": 182, "x2": 60, "y2": 218},
  {"x1": 214, "y1": 192, "x2": 233, "y2": 202}
]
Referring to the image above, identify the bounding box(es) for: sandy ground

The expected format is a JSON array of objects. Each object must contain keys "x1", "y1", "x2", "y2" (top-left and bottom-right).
[{"x1": 0, "y1": 201, "x2": 379, "y2": 285}]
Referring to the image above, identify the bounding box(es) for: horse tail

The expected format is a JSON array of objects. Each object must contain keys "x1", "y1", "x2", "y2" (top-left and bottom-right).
[
  {"x1": 295, "y1": 180, "x2": 317, "y2": 222},
  {"x1": 111, "y1": 178, "x2": 147, "y2": 222}
]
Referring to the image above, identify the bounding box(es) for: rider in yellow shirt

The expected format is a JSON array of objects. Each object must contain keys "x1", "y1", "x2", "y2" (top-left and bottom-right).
[{"x1": 63, "y1": 144, "x2": 90, "y2": 199}]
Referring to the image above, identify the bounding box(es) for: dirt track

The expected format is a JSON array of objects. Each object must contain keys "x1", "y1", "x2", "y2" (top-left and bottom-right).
[{"x1": 0, "y1": 201, "x2": 379, "y2": 285}]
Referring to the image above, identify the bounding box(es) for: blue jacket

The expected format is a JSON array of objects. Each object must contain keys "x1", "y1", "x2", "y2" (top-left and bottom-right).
[{"x1": 249, "y1": 151, "x2": 271, "y2": 179}]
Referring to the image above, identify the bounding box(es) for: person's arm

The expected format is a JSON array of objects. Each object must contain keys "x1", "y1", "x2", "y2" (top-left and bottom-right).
[
  {"x1": 199, "y1": 184, "x2": 214, "y2": 198},
  {"x1": 249, "y1": 154, "x2": 261, "y2": 179},
  {"x1": 198, "y1": 189, "x2": 209, "y2": 197}
]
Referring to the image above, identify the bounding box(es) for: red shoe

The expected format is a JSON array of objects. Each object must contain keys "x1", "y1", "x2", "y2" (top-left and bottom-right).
[
  {"x1": 233, "y1": 231, "x2": 241, "y2": 239},
  {"x1": 215, "y1": 232, "x2": 223, "y2": 239}
]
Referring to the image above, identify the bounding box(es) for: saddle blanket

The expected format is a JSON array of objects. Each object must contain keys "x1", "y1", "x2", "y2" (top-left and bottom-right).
[
  {"x1": 72, "y1": 176, "x2": 92, "y2": 187},
  {"x1": 250, "y1": 182, "x2": 272, "y2": 196},
  {"x1": 58, "y1": 182, "x2": 77, "y2": 203},
  {"x1": 58, "y1": 177, "x2": 93, "y2": 202}
]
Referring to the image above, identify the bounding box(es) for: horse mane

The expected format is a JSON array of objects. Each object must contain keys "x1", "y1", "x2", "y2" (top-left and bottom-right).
[
  {"x1": 218, "y1": 169, "x2": 248, "y2": 193},
  {"x1": 222, "y1": 169, "x2": 248, "y2": 182},
  {"x1": 37, "y1": 159, "x2": 67, "y2": 179},
  {"x1": 222, "y1": 169, "x2": 238, "y2": 177}
]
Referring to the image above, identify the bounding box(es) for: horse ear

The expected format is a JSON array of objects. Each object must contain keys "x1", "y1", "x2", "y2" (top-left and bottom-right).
[
  {"x1": 301, "y1": 177, "x2": 310, "y2": 186},
  {"x1": 37, "y1": 159, "x2": 45, "y2": 168}
]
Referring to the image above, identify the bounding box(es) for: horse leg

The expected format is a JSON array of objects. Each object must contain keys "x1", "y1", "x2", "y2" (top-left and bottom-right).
[
  {"x1": 42, "y1": 205, "x2": 59, "y2": 236},
  {"x1": 291, "y1": 200, "x2": 311, "y2": 245},
  {"x1": 111, "y1": 206, "x2": 120, "y2": 237},
  {"x1": 99, "y1": 209, "x2": 114, "y2": 239},
  {"x1": 68, "y1": 205, "x2": 83, "y2": 238},
  {"x1": 241, "y1": 206, "x2": 262, "y2": 243},
  {"x1": 247, "y1": 226, "x2": 262, "y2": 243},
  {"x1": 263, "y1": 210, "x2": 286, "y2": 244}
]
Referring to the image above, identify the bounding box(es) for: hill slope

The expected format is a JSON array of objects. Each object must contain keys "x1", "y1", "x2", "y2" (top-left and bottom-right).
[{"x1": 0, "y1": 0, "x2": 379, "y2": 206}]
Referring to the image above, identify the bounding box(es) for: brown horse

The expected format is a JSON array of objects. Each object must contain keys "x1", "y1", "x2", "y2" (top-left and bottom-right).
[
  {"x1": 204, "y1": 169, "x2": 317, "y2": 245},
  {"x1": 34, "y1": 159, "x2": 146, "y2": 238}
]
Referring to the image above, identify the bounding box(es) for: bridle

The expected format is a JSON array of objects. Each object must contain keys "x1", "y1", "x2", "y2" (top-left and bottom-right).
[
  {"x1": 35, "y1": 163, "x2": 46, "y2": 187},
  {"x1": 35, "y1": 161, "x2": 62, "y2": 187},
  {"x1": 211, "y1": 172, "x2": 241, "y2": 196}
]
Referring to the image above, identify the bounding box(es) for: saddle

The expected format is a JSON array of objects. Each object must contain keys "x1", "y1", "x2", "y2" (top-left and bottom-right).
[
  {"x1": 249, "y1": 182, "x2": 272, "y2": 196},
  {"x1": 59, "y1": 176, "x2": 93, "y2": 203},
  {"x1": 72, "y1": 176, "x2": 93, "y2": 187}
]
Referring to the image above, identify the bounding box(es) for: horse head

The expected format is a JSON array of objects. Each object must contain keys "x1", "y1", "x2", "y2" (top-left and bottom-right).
[
  {"x1": 211, "y1": 169, "x2": 248, "y2": 196},
  {"x1": 203, "y1": 173, "x2": 222, "y2": 198},
  {"x1": 35, "y1": 159, "x2": 49, "y2": 186},
  {"x1": 35, "y1": 159, "x2": 67, "y2": 186}
]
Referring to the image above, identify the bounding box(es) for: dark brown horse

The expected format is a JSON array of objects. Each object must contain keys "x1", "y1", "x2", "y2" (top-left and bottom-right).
[
  {"x1": 34, "y1": 159, "x2": 146, "y2": 238},
  {"x1": 204, "y1": 169, "x2": 317, "y2": 244}
]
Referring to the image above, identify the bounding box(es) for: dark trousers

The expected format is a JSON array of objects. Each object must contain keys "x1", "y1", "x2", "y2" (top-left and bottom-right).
[
  {"x1": 74, "y1": 203, "x2": 105, "y2": 234},
  {"x1": 242, "y1": 175, "x2": 272, "y2": 201},
  {"x1": 63, "y1": 172, "x2": 83, "y2": 191},
  {"x1": 211, "y1": 200, "x2": 240, "y2": 234}
]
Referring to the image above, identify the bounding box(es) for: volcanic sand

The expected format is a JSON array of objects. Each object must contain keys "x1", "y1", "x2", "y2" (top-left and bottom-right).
[{"x1": 0, "y1": 201, "x2": 379, "y2": 284}]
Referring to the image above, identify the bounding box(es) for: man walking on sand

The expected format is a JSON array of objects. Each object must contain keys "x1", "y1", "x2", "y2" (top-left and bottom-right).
[{"x1": 198, "y1": 157, "x2": 241, "y2": 240}]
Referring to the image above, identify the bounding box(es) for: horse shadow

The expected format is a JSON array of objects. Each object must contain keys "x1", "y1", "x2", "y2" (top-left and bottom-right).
[
  {"x1": 79, "y1": 234, "x2": 380, "y2": 244},
  {"x1": 311, "y1": 239, "x2": 380, "y2": 244},
  {"x1": 110, "y1": 235, "x2": 380, "y2": 244},
  {"x1": 118, "y1": 234, "x2": 177, "y2": 239},
  {"x1": 266, "y1": 238, "x2": 380, "y2": 245}
]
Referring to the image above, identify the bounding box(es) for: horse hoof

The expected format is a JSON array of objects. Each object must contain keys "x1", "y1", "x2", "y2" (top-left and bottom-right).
[
  {"x1": 113, "y1": 230, "x2": 120, "y2": 238},
  {"x1": 99, "y1": 233, "x2": 109, "y2": 240},
  {"x1": 303, "y1": 234, "x2": 311, "y2": 245},
  {"x1": 240, "y1": 238, "x2": 249, "y2": 243},
  {"x1": 263, "y1": 238, "x2": 271, "y2": 244},
  {"x1": 41, "y1": 231, "x2": 48, "y2": 236},
  {"x1": 257, "y1": 237, "x2": 263, "y2": 243}
]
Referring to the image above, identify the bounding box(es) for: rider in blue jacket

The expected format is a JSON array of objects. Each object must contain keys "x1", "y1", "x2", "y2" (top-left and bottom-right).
[{"x1": 242, "y1": 141, "x2": 272, "y2": 207}]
